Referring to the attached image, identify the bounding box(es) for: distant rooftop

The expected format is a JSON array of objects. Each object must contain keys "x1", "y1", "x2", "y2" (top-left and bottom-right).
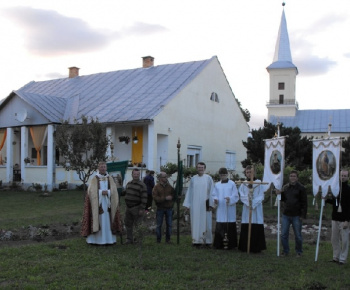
[{"x1": 269, "y1": 109, "x2": 350, "y2": 133}]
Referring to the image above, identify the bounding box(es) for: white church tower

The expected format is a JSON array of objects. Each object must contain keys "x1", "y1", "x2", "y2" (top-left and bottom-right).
[{"x1": 266, "y1": 3, "x2": 298, "y2": 120}]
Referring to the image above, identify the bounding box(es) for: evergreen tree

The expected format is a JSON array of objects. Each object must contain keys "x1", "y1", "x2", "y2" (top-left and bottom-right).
[
  {"x1": 342, "y1": 137, "x2": 350, "y2": 168},
  {"x1": 242, "y1": 120, "x2": 312, "y2": 170}
]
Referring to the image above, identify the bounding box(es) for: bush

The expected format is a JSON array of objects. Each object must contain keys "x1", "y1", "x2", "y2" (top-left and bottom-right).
[
  {"x1": 160, "y1": 162, "x2": 178, "y2": 175},
  {"x1": 75, "y1": 184, "x2": 86, "y2": 191},
  {"x1": 183, "y1": 166, "x2": 197, "y2": 178},
  {"x1": 31, "y1": 183, "x2": 42, "y2": 192},
  {"x1": 59, "y1": 181, "x2": 68, "y2": 190},
  {"x1": 298, "y1": 168, "x2": 312, "y2": 186},
  {"x1": 210, "y1": 172, "x2": 220, "y2": 182}
]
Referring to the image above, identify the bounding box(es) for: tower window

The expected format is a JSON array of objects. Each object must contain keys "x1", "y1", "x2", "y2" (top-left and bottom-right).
[
  {"x1": 210, "y1": 92, "x2": 219, "y2": 103},
  {"x1": 279, "y1": 95, "x2": 284, "y2": 104},
  {"x1": 278, "y1": 82, "x2": 285, "y2": 90}
]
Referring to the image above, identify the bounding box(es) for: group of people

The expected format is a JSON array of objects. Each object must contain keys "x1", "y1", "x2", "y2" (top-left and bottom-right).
[
  {"x1": 81, "y1": 161, "x2": 350, "y2": 264},
  {"x1": 183, "y1": 163, "x2": 269, "y2": 252},
  {"x1": 81, "y1": 162, "x2": 175, "y2": 245}
]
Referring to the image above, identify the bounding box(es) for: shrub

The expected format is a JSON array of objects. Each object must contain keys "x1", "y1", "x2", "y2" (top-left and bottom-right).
[
  {"x1": 59, "y1": 181, "x2": 68, "y2": 190},
  {"x1": 183, "y1": 166, "x2": 197, "y2": 178},
  {"x1": 31, "y1": 183, "x2": 42, "y2": 192},
  {"x1": 160, "y1": 162, "x2": 178, "y2": 176}
]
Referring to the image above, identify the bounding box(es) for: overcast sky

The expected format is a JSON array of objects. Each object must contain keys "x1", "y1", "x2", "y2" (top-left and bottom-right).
[{"x1": 0, "y1": 0, "x2": 349, "y2": 129}]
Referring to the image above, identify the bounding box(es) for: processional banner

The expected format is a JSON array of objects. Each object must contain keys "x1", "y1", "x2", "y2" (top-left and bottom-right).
[
  {"x1": 263, "y1": 137, "x2": 285, "y2": 190},
  {"x1": 312, "y1": 137, "x2": 341, "y2": 197}
]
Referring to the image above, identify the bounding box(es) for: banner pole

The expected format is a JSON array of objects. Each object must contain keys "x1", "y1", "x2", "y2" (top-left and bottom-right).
[
  {"x1": 277, "y1": 195, "x2": 281, "y2": 256},
  {"x1": 315, "y1": 198, "x2": 324, "y2": 262}
]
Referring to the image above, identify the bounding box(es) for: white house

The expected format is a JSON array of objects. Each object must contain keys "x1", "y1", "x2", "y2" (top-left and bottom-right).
[
  {"x1": 266, "y1": 7, "x2": 350, "y2": 139},
  {"x1": 0, "y1": 56, "x2": 249, "y2": 190}
]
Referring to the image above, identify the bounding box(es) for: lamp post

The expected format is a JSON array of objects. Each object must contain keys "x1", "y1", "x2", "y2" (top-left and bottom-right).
[
  {"x1": 110, "y1": 142, "x2": 115, "y2": 162},
  {"x1": 176, "y1": 138, "x2": 182, "y2": 244}
]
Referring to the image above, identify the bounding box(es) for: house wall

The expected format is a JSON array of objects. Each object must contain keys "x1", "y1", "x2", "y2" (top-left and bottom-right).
[
  {"x1": 153, "y1": 57, "x2": 249, "y2": 175},
  {"x1": 0, "y1": 96, "x2": 49, "y2": 128},
  {"x1": 25, "y1": 167, "x2": 48, "y2": 183},
  {"x1": 0, "y1": 167, "x2": 5, "y2": 182}
]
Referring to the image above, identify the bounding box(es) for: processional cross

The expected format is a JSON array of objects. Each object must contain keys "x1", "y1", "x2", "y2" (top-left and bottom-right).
[{"x1": 237, "y1": 166, "x2": 268, "y2": 254}]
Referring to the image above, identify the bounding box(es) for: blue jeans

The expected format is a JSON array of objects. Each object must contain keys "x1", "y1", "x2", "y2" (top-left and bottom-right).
[
  {"x1": 156, "y1": 208, "x2": 173, "y2": 242},
  {"x1": 281, "y1": 214, "x2": 303, "y2": 254}
]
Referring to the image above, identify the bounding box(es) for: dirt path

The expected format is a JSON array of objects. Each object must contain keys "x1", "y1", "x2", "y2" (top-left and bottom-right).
[{"x1": 0, "y1": 217, "x2": 332, "y2": 248}]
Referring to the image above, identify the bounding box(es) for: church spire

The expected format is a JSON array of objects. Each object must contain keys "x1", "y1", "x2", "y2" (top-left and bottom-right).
[
  {"x1": 266, "y1": 2, "x2": 298, "y2": 120},
  {"x1": 267, "y1": 3, "x2": 297, "y2": 71}
]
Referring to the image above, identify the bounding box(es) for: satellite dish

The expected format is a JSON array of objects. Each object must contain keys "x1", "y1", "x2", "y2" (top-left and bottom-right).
[{"x1": 15, "y1": 108, "x2": 28, "y2": 123}]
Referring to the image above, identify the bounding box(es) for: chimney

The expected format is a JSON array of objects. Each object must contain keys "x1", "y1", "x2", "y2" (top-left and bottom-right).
[
  {"x1": 142, "y1": 56, "x2": 154, "y2": 68},
  {"x1": 68, "y1": 66, "x2": 80, "y2": 78}
]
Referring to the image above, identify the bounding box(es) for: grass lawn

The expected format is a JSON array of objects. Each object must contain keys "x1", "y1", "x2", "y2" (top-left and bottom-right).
[{"x1": 0, "y1": 191, "x2": 348, "y2": 289}]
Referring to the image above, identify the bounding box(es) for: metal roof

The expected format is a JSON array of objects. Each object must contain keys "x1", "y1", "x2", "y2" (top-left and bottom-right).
[
  {"x1": 7, "y1": 57, "x2": 214, "y2": 123},
  {"x1": 269, "y1": 109, "x2": 350, "y2": 133},
  {"x1": 266, "y1": 9, "x2": 297, "y2": 72}
]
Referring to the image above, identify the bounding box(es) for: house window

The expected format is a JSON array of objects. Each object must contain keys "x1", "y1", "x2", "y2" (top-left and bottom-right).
[
  {"x1": 278, "y1": 82, "x2": 285, "y2": 90},
  {"x1": 187, "y1": 146, "x2": 202, "y2": 167},
  {"x1": 31, "y1": 148, "x2": 36, "y2": 159},
  {"x1": 225, "y1": 151, "x2": 236, "y2": 170},
  {"x1": 210, "y1": 92, "x2": 219, "y2": 103},
  {"x1": 279, "y1": 95, "x2": 284, "y2": 104}
]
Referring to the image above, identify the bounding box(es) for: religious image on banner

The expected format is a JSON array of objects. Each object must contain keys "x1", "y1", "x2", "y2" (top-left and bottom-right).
[
  {"x1": 270, "y1": 150, "x2": 282, "y2": 175},
  {"x1": 263, "y1": 137, "x2": 285, "y2": 190},
  {"x1": 312, "y1": 138, "x2": 341, "y2": 197},
  {"x1": 316, "y1": 150, "x2": 336, "y2": 180}
]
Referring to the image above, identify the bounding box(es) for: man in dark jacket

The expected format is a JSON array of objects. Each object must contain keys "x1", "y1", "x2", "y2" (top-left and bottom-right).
[
  {"x1": 152, "y1": 172, "x2": 175, "y2": 243},
  {"x1": 325, "y1": 169, "x2": 350, "y2": 265},
  {"x1": 143, "y1": 170, "x2": 155, "y2": 210},
  {"x1": 277, "y1": 170, "x2": 307, "y2": 257}
]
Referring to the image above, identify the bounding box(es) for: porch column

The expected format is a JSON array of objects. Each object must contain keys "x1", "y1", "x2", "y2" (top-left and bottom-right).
[
  {"x1": 147, "y1": 123, "x2": 155, "y2": 171},
  {"x1": 20, "y1": 126, "x2": 29, "y2": 182},
  {"x1": 106, "y1": 126, "x2": 112, "y2": 160},
  {"x1": 47, "y1": 124, "x2": 55, "y2": 191},
  {"x1": 5, "y1": 128, "x2": 14, "y2": 183}
]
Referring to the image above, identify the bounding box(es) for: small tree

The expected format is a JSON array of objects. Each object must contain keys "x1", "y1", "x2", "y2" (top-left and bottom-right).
[{"x1": 55, "y1": 116, "x2": 109, "y2": 193}]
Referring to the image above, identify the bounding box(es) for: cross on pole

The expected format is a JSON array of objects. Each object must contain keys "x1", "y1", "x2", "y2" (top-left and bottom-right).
[{"x1": 237, "y1": 166, "x2": 268, "y2": 254}]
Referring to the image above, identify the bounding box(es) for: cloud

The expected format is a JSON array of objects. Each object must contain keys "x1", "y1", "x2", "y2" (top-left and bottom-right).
[
  {"x1": 294, "y1": 55, "x2": 337, "y2": 76},
  {"x1": 291, "y1": 34, "x2": 337, "y2": 76},
  {"x1": 2, "y1": 6, "x2": 167, "y2": 56},
  {"x1": 288, "y1": 13, "x2": 344, "y2": 77},
  {"x1": 2, "y1": 6, "x2": 112, "y2": 56},
  {"x1": 123, "y1": 21, "x2": 168, "y2": 36},
  {"x1": 309, "y1": 13, "x2": 348, "y2": 33},
  {"x1": 43, "y1": 72, "x2": 66, "y2": 79}
]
